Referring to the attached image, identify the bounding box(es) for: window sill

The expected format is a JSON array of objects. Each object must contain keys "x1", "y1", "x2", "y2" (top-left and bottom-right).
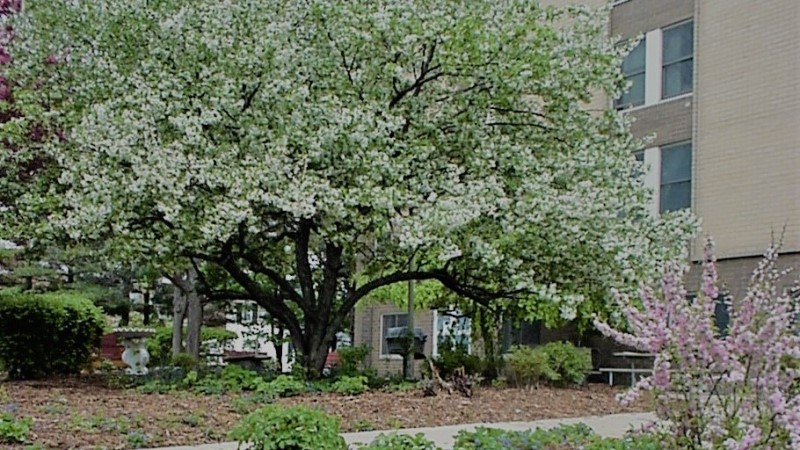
[
  {"x1": 617, "y1": 92, "x2": 693, "y2": 114},
  {"x1": 379, "y1": 355, "x2": 404, "y2": 360}
]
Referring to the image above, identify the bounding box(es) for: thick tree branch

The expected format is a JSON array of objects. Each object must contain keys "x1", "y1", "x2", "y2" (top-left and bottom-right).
[
  {"x1": 342, "y1": 268, "x2": 525, "y2": 313},
  {"x1": 389, "y1": 41, "x2": 442, "y2": 108},
  {"x1": 212, "y1": 243, "x2": 302, "y2": 338},
  {"x1": 294, "y1": 219, "x2": 316, "y2": 308},
  {"x1": 319, "y1": 242, "x2": 343, "y2": 312},
  {"x1": 239, "y1": 250, "x2": 303, "y2": 304}
]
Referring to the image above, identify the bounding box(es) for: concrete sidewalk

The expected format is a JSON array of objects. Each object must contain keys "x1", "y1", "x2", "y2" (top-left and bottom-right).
[{"x1": 145, "y1": 411, "x2": 657, "y2": 450}]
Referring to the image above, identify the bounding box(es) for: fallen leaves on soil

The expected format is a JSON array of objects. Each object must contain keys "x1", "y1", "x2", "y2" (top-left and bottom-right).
[{"x1": 2, "y1": 377, "x2": 649, "y2": 449}]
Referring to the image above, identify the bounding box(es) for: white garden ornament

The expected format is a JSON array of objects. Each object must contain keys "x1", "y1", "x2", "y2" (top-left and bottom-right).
[{"x1": 113, "y1": 327, "x2": 156, "y2": 375}]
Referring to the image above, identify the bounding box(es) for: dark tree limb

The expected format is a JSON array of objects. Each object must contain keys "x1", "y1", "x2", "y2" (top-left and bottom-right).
[{"x1": 294, "y1": 219, "x2": 316, "y2": 310}]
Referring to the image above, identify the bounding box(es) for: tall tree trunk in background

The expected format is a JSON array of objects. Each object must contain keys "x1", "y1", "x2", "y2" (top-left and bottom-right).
[
  {"x1": 184, "y1": 266, "x2": 202, "y2": 358},
  {"x1": 170, "y1": 265, "x2": 203, "y2": 359},
  {"x1": 171, "y1": 286, "x2": 187, "y2": 356}
]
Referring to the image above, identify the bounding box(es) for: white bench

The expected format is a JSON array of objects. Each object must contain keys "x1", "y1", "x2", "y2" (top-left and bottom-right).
[{"x1": 599, "y1": 367, "x2": 653, "y2": 386}]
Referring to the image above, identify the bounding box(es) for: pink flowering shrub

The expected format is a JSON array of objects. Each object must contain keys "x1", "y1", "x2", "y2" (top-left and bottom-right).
[{"x1": 595, "y1": 241, "x2": 800, "y2": 449}]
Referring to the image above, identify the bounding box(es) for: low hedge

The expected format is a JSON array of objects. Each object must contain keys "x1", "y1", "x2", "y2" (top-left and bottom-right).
[{"x1": 0, "y1": 288, "x2": 105, "y2": 380}]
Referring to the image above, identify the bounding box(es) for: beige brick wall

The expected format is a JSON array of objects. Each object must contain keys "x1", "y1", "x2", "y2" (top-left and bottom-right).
[
  {"x1": 694, "y1": 1, "x2": 800, "y2": 258},
  {"x1": 611, "y1": 0, "x2": 694, "y2": 39},
  {"x1": 353, "y1": 303, "x2": 435, "y2": 377},
  {"x1": 629, "y1": 97, "x2": 693, "y2": 147},
  {"x1": 685, "y1": 252, "x2": 800, "y2": 302}
]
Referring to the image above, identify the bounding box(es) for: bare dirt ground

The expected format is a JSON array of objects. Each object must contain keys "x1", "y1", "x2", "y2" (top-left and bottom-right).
[{"x1": 2, "y1": 377, "x2": 650, "y2": 449}]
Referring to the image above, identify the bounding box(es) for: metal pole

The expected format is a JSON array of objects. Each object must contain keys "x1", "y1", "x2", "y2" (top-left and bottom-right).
[{"x1": 404, "y1": 260, "x2": 415, "y2": 380}]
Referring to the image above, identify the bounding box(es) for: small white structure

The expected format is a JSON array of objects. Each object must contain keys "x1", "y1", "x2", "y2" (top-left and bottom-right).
[
  {"x1": 114, "y1": 327, "x2": 156, "y2": 375},
  {"x1": 223, "y1": 300, "x2": 294, "y2": 371}
]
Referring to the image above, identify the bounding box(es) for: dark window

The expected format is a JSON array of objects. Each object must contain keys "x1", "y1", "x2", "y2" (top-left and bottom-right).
[
  {"x1": 616, "y1": 39, "x2": 646, "y2": 108},
  {"x1": 501, "y1": 319, "x2": 541, "y2": 353},
  {"x1": 633, "y1": 150, "x2": 645, "y2": 179},
  {"x1": 381, "y1": 313, "x2": 408, "y2": 355},
  {"x1": 714, "y1": 295, "x2": 731, "y2": 336},
  {"x1": 660, "y1": 142, "x2": 692, "y2": 213},
  {"x1": 662, "y1": 21, "x2": 694, "y2": 98}
]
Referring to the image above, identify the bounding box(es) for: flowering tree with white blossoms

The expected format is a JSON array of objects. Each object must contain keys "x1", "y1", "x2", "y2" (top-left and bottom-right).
[
  {"x1": 595, "y1": 242, "x2": 800, "y2": 449},
  {"x1": 3, "y1": 0, "x2": 696, "y2": 375}
]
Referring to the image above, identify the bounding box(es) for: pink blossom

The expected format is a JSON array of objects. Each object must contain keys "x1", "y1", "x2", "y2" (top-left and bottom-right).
[{"x1": 594, "y1": 239, "x2": 800, "y2": 448}]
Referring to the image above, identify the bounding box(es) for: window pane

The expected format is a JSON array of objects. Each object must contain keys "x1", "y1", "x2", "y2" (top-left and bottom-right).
[
  {"x1": 661, "y1": 143, "x2": 691, "y2": 183},
  {"x1": 621, "y1": 39, "x2": 646, "y2": 74},
  {"x1": 663, "y1": 21, "x2": 693, "y2": 64},
  {"x1": 663, "y1": 60, "x2": 693, "y2": 98},
  {"x1": 381, "y1": 314, "x2": 408, "y2": 354},
  {"x1": 660, "y1": 180, "x2": 691, "y2": 213},
  {"x1": 715, "y1": 297, "x2": 730, "y2": 336},
  {"x1": 617, "y1": 73, "x2": 645, "y2": 108},
  {"x1": 632, "y1": 150, "x2": 645, "y2": 179}
]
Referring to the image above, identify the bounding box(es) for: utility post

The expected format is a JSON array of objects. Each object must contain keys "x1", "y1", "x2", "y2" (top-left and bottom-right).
[{"x1": 404, "y1": 259, "x2": 415, "y2": 380}]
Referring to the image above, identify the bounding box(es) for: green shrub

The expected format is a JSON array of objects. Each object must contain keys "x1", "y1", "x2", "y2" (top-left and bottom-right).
[
  {"x1": 456, "y1": 424, "x2": 595, "y2": 449},
  {"x1": 337, "y1": 345, "x2": 370, "y2": 376},
  {"x1": 453, "y1": 424, "x2": 662, "y2": 450},
  {"x1": 332, "y1": 375, "x2": 368, "y2": 396},
  {"x1": 505, "y1": 345, "x2": 558, "y2": 387},
  {"x1": 504, "y1": 342, "x2": 592, "y2": 388},
  {"x1": 362, "y1": 433, "x2": 440, "y2": 450},
  {"x1": 432, "y1": 337, "x2": 482, "y2": 379},
  {"x1": 0, "y1": 413, "x2": 31, "y2": 444},
  {"x1": 539, "y1": 341, "x2": 593, "y2": 386},
  {"x1": 191, "y1": 364, "x2": 269, "y2": 395},
  {"x1": 261, "y1": 374, "x2": 307, "y2": 398},
  {"x1": 0, "y1": 289, "x2": 105, "y2": 380},
  {"x1": 170, "y1": 353, "x2": 200, "y2": 372},
  {"x1": 229, "y1": 405, "x2": 346, "y2": 450}
]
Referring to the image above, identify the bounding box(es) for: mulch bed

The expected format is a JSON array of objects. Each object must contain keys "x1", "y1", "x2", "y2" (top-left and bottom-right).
[{"x1": 1, "y1": 377, "x2": 650, "y2": 450}]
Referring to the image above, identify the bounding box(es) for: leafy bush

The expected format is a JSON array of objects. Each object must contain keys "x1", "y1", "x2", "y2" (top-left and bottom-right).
[
  {"x1": 453, "y1": 424, "x2": 661, "y2": 450},
  {"x1": 504, "y1": 346, "x2": 558, "y2": 387},
  {"x1": 595, "y1": 241, "x2": 800, "y2": 448},
  {"x1": 336, "y1": 345, "x2": 370, "y2": 376},
  {"x1": 432, "y1": 337, "x2": 482, "y2": 379},
  {"x1": 191, "y1": 364, "x2": 269, "y2": 395},
  {"x1": 332, "y1": 375, "x2": 368, "y2": 396},
  {"x1": 229, "y1": 405, "x2": 346, "y2": 450},
  {"x1": 362, "y1": 433, "x2": 440, "y2": 450},
  {"x1": 538, "y1": 341, "x2": 593, "y2": 386},
  {"x1": 504, "y1": 342, "x2": 592, "y2": 388},
  {"x1": 0, "y1": 413, "x2": 31, "y2": 444},
  {"x1": 0, "y1": 289, "x2": 105, "y2": 379},
  {"x1": 262, "y1": 374, "x2": 307, "y2": 398},
  {"x1": 170, "y1": 353, "x2": 200, "y2": 372}
]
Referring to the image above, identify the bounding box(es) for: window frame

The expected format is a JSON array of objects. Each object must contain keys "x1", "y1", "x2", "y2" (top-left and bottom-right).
[
  {"x1": 662, "y1": 20, "x2": 694, "y2": 99},
  {"x1": 380, "y1": 313, "x2": 408, "y2": 357},
  {"x1": 659, "y1": 141, "x2": 692, "y2": 214},
  {"x1": 615, "y1": 38, "x2": 647, "y2": 109}
]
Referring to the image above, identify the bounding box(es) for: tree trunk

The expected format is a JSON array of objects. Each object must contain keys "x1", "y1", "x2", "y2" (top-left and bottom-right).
[
  {"x1": 184, "y1": 267, "x2": 202, "y2": 358},
  {"x1": 273, "y1": 319, "x2": 284, "y2": 372},
  {"x1": 171, "y1": 286, "x2": 187, "y2": 356},
  {"x1": 294, "y1": 326, "x2": 336, "y2": 379}
]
